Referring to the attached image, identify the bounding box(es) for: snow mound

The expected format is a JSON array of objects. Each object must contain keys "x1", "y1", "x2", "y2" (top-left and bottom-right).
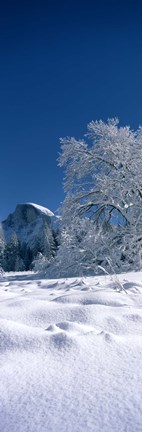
[{"x1": 46, "y1": 321, "x2": 95, "y2": 335}]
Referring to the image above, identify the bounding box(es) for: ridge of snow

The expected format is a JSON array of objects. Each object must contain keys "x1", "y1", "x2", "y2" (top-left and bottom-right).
[{"x1": 25, "y1": 202, "x2": 54, "y2": 217}]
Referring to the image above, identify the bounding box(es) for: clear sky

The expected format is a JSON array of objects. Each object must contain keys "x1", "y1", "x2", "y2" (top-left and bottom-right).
[{"x1": 1, "y1": 0, "x2": 142, "y2": 220}]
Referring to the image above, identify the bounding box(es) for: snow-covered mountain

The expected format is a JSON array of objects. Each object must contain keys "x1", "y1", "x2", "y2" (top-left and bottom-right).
[{"x1": 0, "y1": 203, "x2": 58, "y2": 271}]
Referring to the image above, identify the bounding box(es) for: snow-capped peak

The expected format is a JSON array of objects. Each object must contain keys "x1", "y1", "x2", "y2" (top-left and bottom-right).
[{"x1": 26, "y1": 202, "x2": 54, "y2": 217}]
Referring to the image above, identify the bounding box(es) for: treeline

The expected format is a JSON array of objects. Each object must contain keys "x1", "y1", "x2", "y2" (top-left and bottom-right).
[{"x1": 0, "y1": 234, "x2": 33, "y2": 272}]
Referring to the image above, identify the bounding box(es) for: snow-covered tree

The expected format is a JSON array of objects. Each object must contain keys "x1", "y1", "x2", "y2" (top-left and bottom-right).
[
  {"x1": 56, "y1": 118, "x2": 142, "y2": 274},
  {"x1": 48, "y1": 218, "x2": 87, "y2": 277},
  {"x1": 32, "y1": 252, "x2": 53, "y2": 274}
]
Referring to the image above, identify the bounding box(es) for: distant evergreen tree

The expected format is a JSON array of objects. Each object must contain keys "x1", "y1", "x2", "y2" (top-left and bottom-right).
[
  {"x1": 3, "y1": 233, "x2": 20, "y2": 271},
  {"x1": 0, "y1": 248, "x2": 4, "y2": 271},
  {"x1": 0, "y1": 235, "x2": 5, "y2": 270},
  {"x1": 42, "y1": 223, "x2": 56, "y2": 257},
  {"x1": 15, "y1": 256, "x2": 25, "y2": 271},
  {"x1": 20, "y1": 242, "x2": 33, "y2": 270}
]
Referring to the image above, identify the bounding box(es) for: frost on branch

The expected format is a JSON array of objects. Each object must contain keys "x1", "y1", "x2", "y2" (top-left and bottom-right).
[{"x1": 50, "y1": 118, "x2": 142, "y2": 277}]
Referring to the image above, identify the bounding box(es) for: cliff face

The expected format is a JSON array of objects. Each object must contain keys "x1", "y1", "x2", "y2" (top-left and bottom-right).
[{"x1": 0, "y1": 203, "x2": 57, "y2": 271}]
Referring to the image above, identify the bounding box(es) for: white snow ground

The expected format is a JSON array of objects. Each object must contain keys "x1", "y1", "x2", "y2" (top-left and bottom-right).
[{"x1": 0, "y1": 271, "x2": 142, "y2": 432}]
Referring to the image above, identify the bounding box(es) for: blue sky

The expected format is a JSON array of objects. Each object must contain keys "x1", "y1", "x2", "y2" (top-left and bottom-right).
[{"x1": 1, "y1": 0, "x2": 142, "y2": 220}]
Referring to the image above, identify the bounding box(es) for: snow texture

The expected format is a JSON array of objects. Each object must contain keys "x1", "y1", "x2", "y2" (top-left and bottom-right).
[{"x1": 0, "y1": 271, "x2": 142, "y2": 431}]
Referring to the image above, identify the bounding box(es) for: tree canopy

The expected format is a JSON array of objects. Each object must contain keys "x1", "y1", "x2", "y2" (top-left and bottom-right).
[{"x1": 53, "y1": 118, "x2": 142, "y2": 276}]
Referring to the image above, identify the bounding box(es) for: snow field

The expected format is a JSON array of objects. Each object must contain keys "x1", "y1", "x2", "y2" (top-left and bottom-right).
[{"x1": 0, "y1": 272, "x2": 142, "y2": 431}]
